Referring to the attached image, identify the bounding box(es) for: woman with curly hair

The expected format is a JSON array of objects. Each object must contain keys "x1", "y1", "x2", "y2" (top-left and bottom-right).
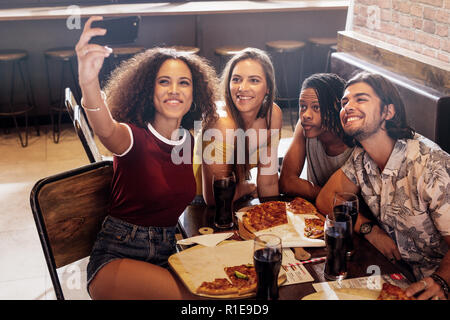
[
  {"x1": 194, "y1": 48, "x2": 282, "y2": 206},
  {"x1": 75, "y1": 16, "x2": 217, "y2": 299},
  {"x1": 279, "y1": 73, "x2": 354, "y2": 202}
]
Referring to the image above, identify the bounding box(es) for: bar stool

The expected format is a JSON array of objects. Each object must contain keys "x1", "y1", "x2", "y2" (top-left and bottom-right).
[
  {"x1": 0, "y1": 50, "x2": 38, "y2": 147},
  {"x1": 214, "y1": 45, "x2": 247, "y2": 73},
  {"x1": 100, "y1": 45, "x2": 146, "y2": 87},
  {"x1": 307, "y1": 37, "x2": 337, "y2": 74},
  {"x1": 44, "y1": 47, "x2": 80, "y2": 143},
  {"x1": 265, "y1": 40, "x2": 306, "y2": 131},
  {"x1": 170, "y1": 46, "x2": 200, "y2": 55}
]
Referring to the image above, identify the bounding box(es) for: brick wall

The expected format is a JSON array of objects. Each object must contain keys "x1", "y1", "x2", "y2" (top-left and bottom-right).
[{"x1": 351, "y1": 0, "x2": 450, "y2": 63}]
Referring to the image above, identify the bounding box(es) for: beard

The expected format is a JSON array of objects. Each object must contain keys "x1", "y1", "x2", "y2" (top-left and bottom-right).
[{"x1": 345, "y1": 118, "x2": 385, "y2": 142}]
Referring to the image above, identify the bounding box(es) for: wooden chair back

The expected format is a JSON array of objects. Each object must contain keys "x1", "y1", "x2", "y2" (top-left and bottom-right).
[{"x1": 30, "y1": 161, "x2": 113, "y2": 299}]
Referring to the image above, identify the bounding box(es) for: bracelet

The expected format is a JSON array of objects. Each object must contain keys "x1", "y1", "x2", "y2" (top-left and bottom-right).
[
  {"x1": 80, "y1": 91, "x2": 107, "y2": 112},
  {"x1": 430, "y1": 273, "x2": 449, "y2": 299}
]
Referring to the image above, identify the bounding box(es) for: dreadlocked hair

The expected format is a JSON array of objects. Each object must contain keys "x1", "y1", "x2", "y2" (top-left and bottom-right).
[{"x1": 300, "y1": 73, "x2": 354, "y2": 146}]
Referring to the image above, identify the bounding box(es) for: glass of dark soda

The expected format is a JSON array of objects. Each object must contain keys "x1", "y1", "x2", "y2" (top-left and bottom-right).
[
  {"x1": 324, "y1": 213, "x2": 350, "y2": 281},
  {"x1": 212, "y1": 172, "x2": 236, "y2": 229},
  {"x1": 333, "y1": 192, "x2": 358, "y2": 257},
  {"x1": 253, "y1": 234, "x2": 282, "y2": 300}
]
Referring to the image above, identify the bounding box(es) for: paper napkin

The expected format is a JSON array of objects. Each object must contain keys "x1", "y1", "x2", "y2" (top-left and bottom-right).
[{"x1": 176, "y1": 232, "x2": 234, "y2": 247}]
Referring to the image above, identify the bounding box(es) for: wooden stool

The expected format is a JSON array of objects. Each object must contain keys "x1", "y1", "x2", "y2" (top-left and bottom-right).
[
  {"x1": 44, "y1": 47, "x2": 80, "y2": 143},
  {"x1": 265, "y1": 40, "x2": 306, "y2": 131},
  {"x1": 307, "y1": 37, "x2": 337, "y2": 73},
  {"x1": 0, "y1": 50, "x2": 38, "y2": 147},
  {"x1": 214, "y1": 45, "x2": 247, "y2": 72}
]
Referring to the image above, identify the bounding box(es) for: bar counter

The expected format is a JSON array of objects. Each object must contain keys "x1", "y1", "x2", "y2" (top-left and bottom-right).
[{"x1": 0, "y1": 1, "x2": 348, "y2": 21}]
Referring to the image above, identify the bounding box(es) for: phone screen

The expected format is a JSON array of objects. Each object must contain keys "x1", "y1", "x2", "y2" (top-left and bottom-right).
[{"x1": 90, "y1": 16, "x2": 140, "y2": 46}]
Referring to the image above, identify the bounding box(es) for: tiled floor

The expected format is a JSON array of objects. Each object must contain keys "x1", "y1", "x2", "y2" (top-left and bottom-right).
[{"x1": 0, "y1": 111, "x2": 295, "y2": 300}]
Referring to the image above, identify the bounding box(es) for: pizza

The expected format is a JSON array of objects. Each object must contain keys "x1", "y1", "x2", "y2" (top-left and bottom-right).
[
  {"x1": 196, "y1": 278, "x2": 238, "y2": 295},
  {"x1": 224, "y1": 264, "x2": 258, "y2": 295},
  {"x1": 196, "y1": 264, "x2": 257, "y2": 296},
  {"x1": 242, "y1": 198, "x2": 322, "y2": 237},
  {"x1": 242, "y1": 201, "x2": 287, "y2": 233},
  {"x1": 377, "y1": 283, "x2": 415, "y2": 300},
  {"x1": 304, "y1": 218, "x2": 325, "y2": 239},
  {"x1": 287, "y1": 197, "x2": 319, "y2": 215}
]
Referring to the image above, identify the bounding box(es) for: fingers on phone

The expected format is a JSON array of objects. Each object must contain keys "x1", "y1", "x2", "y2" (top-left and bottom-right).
[
  {"x1": 78, "y1": 28, "x2": 106, "y2": 48},
  {"x1": 85, "y1": 28, "x2": 107, "y2": 40},
  {"x1": 84, "y1": 16, "x2": 103, "y2": 30}
]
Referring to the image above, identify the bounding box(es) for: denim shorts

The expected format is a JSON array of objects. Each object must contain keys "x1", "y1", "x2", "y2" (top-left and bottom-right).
[{"x1": 86, "y1": 216, "x2": 177, "y2": 290}]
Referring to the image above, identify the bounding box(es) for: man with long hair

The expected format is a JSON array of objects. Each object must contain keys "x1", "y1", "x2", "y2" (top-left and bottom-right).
[{"x1": 316, "y1": 72, "x2": 449, "y2": 300}]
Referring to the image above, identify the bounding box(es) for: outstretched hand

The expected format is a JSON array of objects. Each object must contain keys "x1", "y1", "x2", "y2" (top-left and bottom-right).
[{"x1": 75, "y1": 16, "x2": 112, "y2": 87}]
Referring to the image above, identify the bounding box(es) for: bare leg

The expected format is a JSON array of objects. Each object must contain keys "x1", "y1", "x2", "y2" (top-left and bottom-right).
[{"x1": 89, "y1": 258, "x2": 197, "y2": 300}]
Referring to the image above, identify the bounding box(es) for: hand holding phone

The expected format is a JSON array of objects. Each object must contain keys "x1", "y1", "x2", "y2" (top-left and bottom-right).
[{"x1": 90, "y1": 16, "x2": 140, "y2": 46}]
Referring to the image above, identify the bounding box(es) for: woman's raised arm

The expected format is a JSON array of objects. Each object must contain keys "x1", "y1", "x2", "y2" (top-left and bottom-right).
[{"x1": 75, "y1": 16, "x2": 131, "y2": 155}]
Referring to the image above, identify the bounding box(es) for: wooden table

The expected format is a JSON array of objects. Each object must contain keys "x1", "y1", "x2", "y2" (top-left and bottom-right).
[{"x1": 177, "y1": 196, "x2": 416, "y2": 300}]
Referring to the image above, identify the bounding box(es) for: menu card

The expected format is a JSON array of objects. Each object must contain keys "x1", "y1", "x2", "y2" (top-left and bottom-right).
[{"x1": 280, "y1": 248, "x2": 315, "y2": 286}]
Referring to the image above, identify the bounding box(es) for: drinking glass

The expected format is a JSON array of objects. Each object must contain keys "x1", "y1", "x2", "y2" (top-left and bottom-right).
[
  {"x1": 253, "y1": 234, "x2": 282, "y2": 300},
  {"x1": 333, "y1": 192, "x2": 359, "y2": 226},
  {"x1": 333, "y1": 192, "x2": 358, "y2": 257},
  {"x1": 324, "y1": 213, "x2": 350, "y2": 281},
  {"x1": 212, "y1": 172, "x2": 236, "y2": 229}
]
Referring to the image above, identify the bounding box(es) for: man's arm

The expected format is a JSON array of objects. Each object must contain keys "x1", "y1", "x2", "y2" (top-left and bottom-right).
[
  {"x1": 315, "y1": 168, "x2": 359, "y2": 214},
  {"x1": 406, "y1": 236, "x2": 450, "y2": 300},
  {"x1": 317, "y1": 168, "x2": 403, "y2": 261},
  {"x1": 279, "y1": 122, "x2": 320, "y2": 201},
  {"x1": 406, "y1": 156, "x2": 450, "y2": 299}
]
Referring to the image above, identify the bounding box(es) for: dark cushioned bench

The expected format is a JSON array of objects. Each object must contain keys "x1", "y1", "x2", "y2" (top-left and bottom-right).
[{"x1": 331, "y1": 52, "x2": 450, "y2": 153}]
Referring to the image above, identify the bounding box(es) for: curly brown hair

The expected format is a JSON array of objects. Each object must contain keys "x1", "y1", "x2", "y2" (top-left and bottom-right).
[{"x1": 104, "y1": 47, "x2": 218, "y2": 130}]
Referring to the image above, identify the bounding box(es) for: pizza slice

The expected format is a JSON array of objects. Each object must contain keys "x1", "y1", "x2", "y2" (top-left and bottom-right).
[
  {"x1": 224, "y1": 264, "x2": 258, "y2": 295},
  {"x1": 304, "y1": 218, "x2": 325, "y2": 239},
  {"x1": 243, "y1": 201, "x2": 288, "y2": 232},
  {"x1": 377, "y1": 283, "x2": 415, "y2": 300},
  {"x1": 260, "y1": 201, "x2": 287, "y2": 215},
  {"x1": 196, "y1": 278, "x2": 239, "y2": 296},
  {"x1": 287, "y1": 197, "x2": 319, "y2": 215},
  {"x1": 242, "y1": 205, "x2": 266, "y2": 233}
]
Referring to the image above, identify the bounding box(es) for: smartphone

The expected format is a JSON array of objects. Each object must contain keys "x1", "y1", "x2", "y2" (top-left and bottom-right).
[{"x1": 90, "y1": 16, "x2": 140, "y2": 46}]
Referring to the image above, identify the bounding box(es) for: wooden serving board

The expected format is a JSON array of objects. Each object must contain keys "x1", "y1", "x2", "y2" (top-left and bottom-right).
[{"x1": 169, "y1": 240, "x2": 286, "y2": 299}]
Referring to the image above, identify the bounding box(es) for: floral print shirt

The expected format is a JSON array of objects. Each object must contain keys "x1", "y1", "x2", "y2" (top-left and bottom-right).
[{"x1": 341, "y1": 134, "x2": 450, "y2": 280}]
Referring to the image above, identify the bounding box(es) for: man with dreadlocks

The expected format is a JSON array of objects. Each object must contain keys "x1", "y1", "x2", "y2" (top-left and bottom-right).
[{"x1": 280, "y1": 73, "x2": 354, "y2": 201}]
